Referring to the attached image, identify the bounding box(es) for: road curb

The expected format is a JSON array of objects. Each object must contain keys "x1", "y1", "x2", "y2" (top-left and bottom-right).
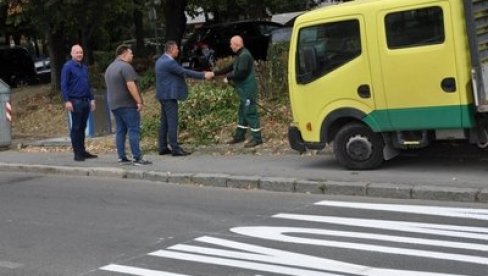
[
  {"x1": 366, "y1": 183, "x2": 413, "y2": 199},
  {"x1": 479, "y1": 188, "x2": 488, "y2": 203},
  {"x1": 412, "y1": 185, "x2": 479, "y2": 202},
  {"x1": 0, "y1": 163, "x2": 485, "y2": 203}
]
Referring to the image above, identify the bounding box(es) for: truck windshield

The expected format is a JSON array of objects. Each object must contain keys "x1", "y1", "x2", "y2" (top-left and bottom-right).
[{"x1": 296, "y1": 19, "x2": 361, "y2": 84}]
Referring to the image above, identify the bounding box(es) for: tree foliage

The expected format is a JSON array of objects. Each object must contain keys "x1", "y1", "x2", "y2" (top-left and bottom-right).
[
  {"x1": 2, "y1": 0, "x2": 132, "y2": 91},
  {"x1": 162, "y1": 0, "x2": 188, "y2": 44},
  {"x1": 187, "y1": 0, "x2": 318, "y2": 23},
  {"x1": 1, "y1": 0, "x2": 323, "y2": 92}
]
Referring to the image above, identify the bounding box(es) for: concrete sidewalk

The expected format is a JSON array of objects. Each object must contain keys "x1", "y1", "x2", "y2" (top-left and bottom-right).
[{"x1": 0, "y1": 149, "x2": 487, "y2": 203}]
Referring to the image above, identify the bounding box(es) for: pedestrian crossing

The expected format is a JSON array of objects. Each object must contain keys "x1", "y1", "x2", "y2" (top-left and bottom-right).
[{"x1": 97, "y1": 200, "x2": 488, "y2": 276}]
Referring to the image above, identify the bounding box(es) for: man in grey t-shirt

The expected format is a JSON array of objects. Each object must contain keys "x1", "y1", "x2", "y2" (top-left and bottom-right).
[{"x1": 104, "y1": 44, "x2": 151, "y2": 165}]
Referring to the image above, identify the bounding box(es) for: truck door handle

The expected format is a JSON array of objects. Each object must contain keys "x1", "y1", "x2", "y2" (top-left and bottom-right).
[
  {"x1": 441, "y1": 77, "x2": 456, "y2": 92},
  {"x1": 357, "y1": 84, "x2": 371, "y2": 98}
]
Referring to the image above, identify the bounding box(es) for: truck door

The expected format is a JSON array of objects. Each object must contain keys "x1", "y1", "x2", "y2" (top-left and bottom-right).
[
  {"x1": 292, "y1": 16, "x2": 374, "y2": 142},
  {"x1": 379, "y1": 4, "x2": 462, "y2": 130}
]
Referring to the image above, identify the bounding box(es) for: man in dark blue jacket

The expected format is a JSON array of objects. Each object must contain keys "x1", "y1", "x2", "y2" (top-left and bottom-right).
[
  {"x1": 61, "y1": 44, "x2": 98, "y2": 161},
  {"x1": 155, "y1": 40, "x2": 213, "y2": 156}
]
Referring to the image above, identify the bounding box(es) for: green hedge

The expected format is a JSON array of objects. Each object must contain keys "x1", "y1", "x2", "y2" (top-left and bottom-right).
[
  {"x1": 141, "y1": 82, "x2": 237, "y2": 145},
  {"x1": 257, "y1": 41, "x2": 290, "y2": 102}
]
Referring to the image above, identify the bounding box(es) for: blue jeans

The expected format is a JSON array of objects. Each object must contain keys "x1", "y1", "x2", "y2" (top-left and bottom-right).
[
  {"x1": 112, "y1": 107, "x2": 142, "y2": 160},
  {"x1": 159, "y1": 99, "x2": 181, "y2": 151},
  {"x1": 70, "y1": 99, "x2": 90, "y2": 157}
]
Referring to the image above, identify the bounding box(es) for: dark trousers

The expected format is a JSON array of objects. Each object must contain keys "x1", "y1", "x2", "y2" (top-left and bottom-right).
[
  {"x1": 70, "y1": 99, "x2": 90, "y2": 157},
  {"x1": 159, "y1": 99, "x2": 181, "y2": 151},
  {"x1": 235, "y1": 99, "x2": 262, "y2": 142}
]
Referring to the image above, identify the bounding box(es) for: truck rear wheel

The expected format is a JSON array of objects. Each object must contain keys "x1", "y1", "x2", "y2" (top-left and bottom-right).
[{"x1": 333, "y1": 123, "x2": 384, "y2": 170}]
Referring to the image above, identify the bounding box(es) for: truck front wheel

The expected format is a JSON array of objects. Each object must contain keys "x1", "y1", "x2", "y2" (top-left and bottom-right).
[{"x1": 333, "y1": 123, "x2": 384, "y2": 170}]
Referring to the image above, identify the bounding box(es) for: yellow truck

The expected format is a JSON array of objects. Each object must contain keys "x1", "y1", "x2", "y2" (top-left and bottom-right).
[{"x1": 287, "y1": 0, "x2": 488, "y2": 169}]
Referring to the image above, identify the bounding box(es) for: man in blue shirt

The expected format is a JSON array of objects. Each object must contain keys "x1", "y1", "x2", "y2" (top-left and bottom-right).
[{"x1": 61, "y1": 44, "x2": 98, "y2": 161}]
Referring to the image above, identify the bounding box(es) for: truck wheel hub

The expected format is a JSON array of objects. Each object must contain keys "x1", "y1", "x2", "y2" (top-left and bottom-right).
[{"x1": 346, "y1": 135, "x2": 372, "y2": 161}]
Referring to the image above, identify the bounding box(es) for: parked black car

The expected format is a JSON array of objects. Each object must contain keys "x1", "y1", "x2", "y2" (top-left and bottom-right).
[
  {"x1": 270, "y1": 14, "x2": 301, "y2": 44},
  {"x1": 181, "y1": 20, "x2": 283, "y2": 70},
  {"x1": 0, "y1": 46, "x2": 38, "y2": 87}
]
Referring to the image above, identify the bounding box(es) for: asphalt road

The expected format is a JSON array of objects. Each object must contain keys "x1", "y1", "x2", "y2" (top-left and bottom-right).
[{"x1": 0, "y1": 172, "x2": 487, "y2": 276}]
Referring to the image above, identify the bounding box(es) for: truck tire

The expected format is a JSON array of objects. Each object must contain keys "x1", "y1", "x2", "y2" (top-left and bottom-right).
[{"x1": 333, "y1": 123, "x2": 384, "y2": 170}]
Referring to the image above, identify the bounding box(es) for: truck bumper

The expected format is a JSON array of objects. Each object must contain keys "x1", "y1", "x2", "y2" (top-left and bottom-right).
[{"x1": 288, "y1": 126, "x2": 326, "y2": 153}]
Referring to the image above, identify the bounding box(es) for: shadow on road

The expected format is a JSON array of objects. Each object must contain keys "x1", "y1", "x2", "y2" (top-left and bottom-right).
[
  {"x1": 306, "y1": 141, "x2": 488, "y2": 172},
  {"x1": 389, "y1": 142, "x2": 488, "y2": 169}
]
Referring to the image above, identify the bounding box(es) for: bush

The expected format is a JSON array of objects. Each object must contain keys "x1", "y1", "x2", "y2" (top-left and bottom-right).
[
  {"x1": 257, "y1": 41, "x2": 290, "y2": 102},
  {"x1": 93, "y1": 51, "x2": 115, "y2": 72},
  {"x1": 140, "y1": 81, "x2": 237, "y2": 145},
  {"x1": 138, "y1": 67, "x2": 155, "y2": 91},
  {"x1": 180, "y1": 81, "x2": 237, "y2": 144},
  {"x1": 140, "y1": 111, "x2": 160, "y2": 141}
]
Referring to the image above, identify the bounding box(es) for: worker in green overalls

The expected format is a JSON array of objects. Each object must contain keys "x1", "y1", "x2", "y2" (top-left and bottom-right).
[{"x1": 214, "y1": 35, "x2": 263, "y2": 148}]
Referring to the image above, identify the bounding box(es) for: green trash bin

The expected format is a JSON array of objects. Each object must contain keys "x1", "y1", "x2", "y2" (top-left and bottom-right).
[{"x1": 0, "y1": 79, "x2": 11, "y2": 148}]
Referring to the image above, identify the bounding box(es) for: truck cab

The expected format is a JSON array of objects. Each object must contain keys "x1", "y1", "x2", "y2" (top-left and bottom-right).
[{"x1": 288, "y1": 0, "x2": 488, "y2": 169}]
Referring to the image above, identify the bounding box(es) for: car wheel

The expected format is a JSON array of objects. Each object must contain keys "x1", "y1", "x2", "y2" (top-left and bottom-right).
[{"x1": 333, "y1": 122, "x2": 384, "y2": 170}]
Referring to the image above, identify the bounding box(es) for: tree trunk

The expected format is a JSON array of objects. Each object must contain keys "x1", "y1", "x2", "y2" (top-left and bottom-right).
[
  {"x1": 133, "y1": 7, "x2": 145, "y2": 56},
  {"x1": 47, "y1": 28, "x2": 66, "y2": 94},
  {"x1": 33, "y1": 36, "x2": 40, "y2": 58},
  {"x1": 82, "y1": 25, "x2": 96, "y2": 65},
  {"x1": 164, "y1": 0, "x2": 188, "y2": 45}
]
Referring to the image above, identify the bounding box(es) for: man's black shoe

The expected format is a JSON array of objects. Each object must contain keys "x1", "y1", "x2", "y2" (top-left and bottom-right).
[
  {"x1": 159, "y1": 148, "x2": 172, "y2": 155},
  {"x1": 172, "y1": 149, "x2": 191, "y2": 156},
  {"x1": 226, "y1": 138, "x2": 245, "y2": 144},
  {"x1": 244, "y1": 140, "x2": 263, "y2": 148},
  {"x1": 118, "y1": 157, "x2": 132, "y2": 165},
  {"x1": 133, "y1": 159, "x2": 152, "y2": 166},
  {"x1": 74, "y1": 155, "x2": 85, "y2": 161},
  {"x1": 83, "y1": 152, "x2": 98, "y2": 159}
]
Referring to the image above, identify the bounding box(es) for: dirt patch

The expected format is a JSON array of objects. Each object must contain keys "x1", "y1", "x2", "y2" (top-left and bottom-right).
[{"x1": 12, "y1": 85, "x2": 66, "y2": 139}]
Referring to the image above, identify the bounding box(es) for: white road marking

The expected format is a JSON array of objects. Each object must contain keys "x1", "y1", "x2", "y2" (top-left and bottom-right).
[
  {"x1": 151, "y1": 249, "x2": 354, "y2": 276},
  {"x1": 237, "y1": 224, "x2": 487, "y2": 251},
  {"x1": 230, "y1": 226, "x2": 488, "y2": 265},
  {"x1": 150, "y1": 236, "x2": 466, "y2": 276},
  {"x1": 100, "y1": 264, "x2": 191, "y2": 276},
  {"x1": 99, "y1": 201, "x2": 487, "y2": 275},
  {"x1": 0, "y1": 261, "x2": 23, "y2": 269},
  {"x1": 315, "y1": 201, "x2": 488, "y2": 220},
  {"x1": 273, "y1": 214, "x2": 488, "y2": 242}
]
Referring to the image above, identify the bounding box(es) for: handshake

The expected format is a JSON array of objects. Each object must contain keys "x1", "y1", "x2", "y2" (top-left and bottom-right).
[
  {"x1": 204, "y1": 71, "x2": 215, "y2": 80},
  {"x1": 203, "y1": 71, "x2": 228, "y2": 83}
]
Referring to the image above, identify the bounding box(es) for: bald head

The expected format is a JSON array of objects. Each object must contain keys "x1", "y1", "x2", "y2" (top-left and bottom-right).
[
  {"x1": 71, "y1": 44, "x2": 84, "y2": 63},
  {"x1": 230, "y1": 35, "x2": 244, "y2": 53}
]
